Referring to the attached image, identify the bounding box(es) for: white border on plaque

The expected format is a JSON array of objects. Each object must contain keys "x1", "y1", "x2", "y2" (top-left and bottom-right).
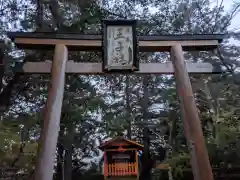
[{"x1": 106, "y1": 25, "x2": 134, "y2": 70}]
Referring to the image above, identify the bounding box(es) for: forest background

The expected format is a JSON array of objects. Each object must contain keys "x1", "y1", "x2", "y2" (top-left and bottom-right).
[{"x1": 0, "y1": 0, "x2": 240, "y2": 179}]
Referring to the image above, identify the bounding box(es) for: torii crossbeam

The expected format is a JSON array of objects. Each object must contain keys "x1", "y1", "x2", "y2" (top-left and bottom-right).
[{"x1": 2, "y1": 29, "x2": 224, "y2": 180}]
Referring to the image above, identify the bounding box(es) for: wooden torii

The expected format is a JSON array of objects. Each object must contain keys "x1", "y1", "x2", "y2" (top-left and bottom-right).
[{"x1": 1, "y1": 20, "x2": 223, "y2": 180}]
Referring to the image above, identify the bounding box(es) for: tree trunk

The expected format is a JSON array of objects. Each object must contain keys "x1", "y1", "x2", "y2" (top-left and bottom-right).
[
  {"x1": 56, "y1": 128, "x2": 64, "y2": 180},
  {"x1": 64, "y1": 124, "x2": 74, "y2": 180},
  {"x1": 203, "y1": 82, "x2": 218, "y2": 141},
  {"x1": 125, "y1": 75, "x2": 132, "y2": 139},
  {"x1": 142, "y1": 75, "x2": 151, "y2": 180},
  {"x1": 166, "y1": 116, "x2": 177, "y2": 180},
  {"x1": 36, "y1": 0, "x2": 43, "y2": 30}
]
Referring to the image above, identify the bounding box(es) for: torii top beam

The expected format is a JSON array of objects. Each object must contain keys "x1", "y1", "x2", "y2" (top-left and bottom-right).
[
  {"x1": 4, "y1": 32, "x2": 225, "y2": 74},
  {"x1": 7, "y1": 32, "x2": 224, "y2": 52}
]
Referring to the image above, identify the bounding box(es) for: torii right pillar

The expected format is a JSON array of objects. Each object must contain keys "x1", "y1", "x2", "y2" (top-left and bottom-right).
[{"x1": 171, "y1": 44, "x2": 214, "y2": 180}]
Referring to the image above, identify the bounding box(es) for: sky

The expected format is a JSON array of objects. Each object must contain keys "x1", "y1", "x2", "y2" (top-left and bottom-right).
[
  {"x1": 222, "y1": 0, "x2": 240, "y2": 30},
  {"x1": 218, "y1": 0, "x2": 240, "y2": 44},
  {"x1": 5, "y1": 0, "x2": 240, "y2": 39},
  {"x1": 145, "y1": 0, "x2": 240, "y2": 44}
]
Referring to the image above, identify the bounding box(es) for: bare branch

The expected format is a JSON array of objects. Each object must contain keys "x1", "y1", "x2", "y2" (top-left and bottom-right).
[{"x1": 212, "y1": 0, "x2": 224, "y2": 32}]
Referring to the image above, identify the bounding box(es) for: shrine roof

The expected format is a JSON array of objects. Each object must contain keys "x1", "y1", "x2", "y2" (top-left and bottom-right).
[{"x1": 99, "y1": 136, "x2": 143, "y2": 150}]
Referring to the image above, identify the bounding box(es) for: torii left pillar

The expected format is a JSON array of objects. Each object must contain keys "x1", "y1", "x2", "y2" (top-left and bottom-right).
[{"x1": 34, "y1": 44, "x2": 68, "y2": 180}]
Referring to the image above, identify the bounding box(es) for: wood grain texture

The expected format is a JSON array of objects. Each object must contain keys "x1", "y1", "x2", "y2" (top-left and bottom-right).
[
  {"x1": 34, "y1": 44, "x2": 68, "y2": 180},
  {"x1": 14, "y1": 61, "x2": 221, "y2": 74},
  {"x1": 171, "y1": 44, "x2": 213, "y2": 180},
  {"x1": 7, "y1": 32, "x2": 224, "y2": 41},
  {"x1": 7, "y1": 32, "x2": 224, "y2": 51},
  {"x1": 12, "y1": 38, "x2": 219, "y2": 52}
]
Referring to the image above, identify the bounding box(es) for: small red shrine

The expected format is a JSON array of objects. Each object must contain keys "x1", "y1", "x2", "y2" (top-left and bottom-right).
[{"x1": 99, "y1": 136, "x2": 143, "y2": 180}]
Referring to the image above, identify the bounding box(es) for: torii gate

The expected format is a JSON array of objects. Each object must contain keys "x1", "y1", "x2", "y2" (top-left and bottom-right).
[{"x1": 2, "y1": 20, "x2": 223, "y2": 180}]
